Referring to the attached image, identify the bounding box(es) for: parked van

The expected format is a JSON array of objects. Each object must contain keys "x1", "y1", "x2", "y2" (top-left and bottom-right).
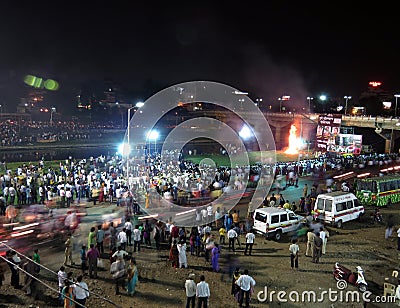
[
  {"x1": 314, "y1": 191, "x2": 364, "y2": 228},
  {"x1": 253, "y1": 207, "x2": 305, "y2": 241}
]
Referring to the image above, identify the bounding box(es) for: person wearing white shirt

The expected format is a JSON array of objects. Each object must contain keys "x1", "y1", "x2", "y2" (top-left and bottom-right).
[
  {"x1": 236, "y1": 269, "x2": 256, "y2": 308},
  {"x1": 244, "y1": 230, "x2": 256, "y2": 256},
  {"x1": 207, "y1": 205, "x2": 213, "y2": 224},
  {"x1": 133, "y1": 225, "x2": 141, "y2": 253},
  {"x1": 227, "y1": 227, "x2": 238, "y2": 252},
  {"x1": 74, "y1": 275, "x2": 89, "y2": 308},
  {"x1": 112, "y1": 246, "x2": 129, "y2": 262},
  {"x1": 185, "y1": 273, "x2": 197, "y2": 308},
  {"x1": 289, "y1": 239, "x2": 300, "y2": 270},
  {"x1": 319, "y1": 227, "x2": 329, "y2": 255},
  {"x1": 124, "y1": 218, "x2": 133, "y2": 246},
  {"x1": 57, "y1": 266, "x2": 67, "y2": 302},
  {"x1": 117, "y1": 229, "x2": 127, "y2": 250},
  {"x1": 196, "y1": 275, "x2": 210, "y2": 308}
]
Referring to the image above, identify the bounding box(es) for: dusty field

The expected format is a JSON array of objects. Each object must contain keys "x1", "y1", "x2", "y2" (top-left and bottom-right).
[{"x1": 1, "y1": 202, "x2": 400, "y2": 308}]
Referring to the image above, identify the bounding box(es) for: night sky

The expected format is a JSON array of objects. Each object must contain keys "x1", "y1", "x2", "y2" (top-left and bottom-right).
[{"x1": 1, "y1": 1, "x2": 400, "y2": 113}]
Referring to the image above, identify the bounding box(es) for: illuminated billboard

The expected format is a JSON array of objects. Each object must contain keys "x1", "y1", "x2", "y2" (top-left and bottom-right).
[
  {"x1": 328, "y1": 134, "x2": 362, "y2": 155},
  {"x1": 316, "y1": 114, "x2": 342, "y2": 152}
]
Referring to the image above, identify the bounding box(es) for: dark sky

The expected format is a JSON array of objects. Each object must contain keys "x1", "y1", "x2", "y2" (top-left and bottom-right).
[{"x1": 1, "y1": 1, "x2": 400, "y2": 113}]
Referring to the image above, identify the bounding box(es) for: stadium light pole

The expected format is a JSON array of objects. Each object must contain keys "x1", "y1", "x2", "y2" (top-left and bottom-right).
[
  {"x1": 344, "y1": 96, "x2": 352, "y2": 115},
  {"x1": 307, "y1": 97, "x2": 313, "y2": 113},
  {"x1": 50, "y1": 107, "x2": 56, "y2": 126},
  {"x1": 126, "y1": 106, "x2": 136, "y2": 183},
  {"x1": 394, "y1": 94, "x2": 400, "y2": 117}
]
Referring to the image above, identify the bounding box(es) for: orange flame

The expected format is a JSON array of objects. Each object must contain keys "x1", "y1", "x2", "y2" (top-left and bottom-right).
[{"x1": 285, "y1": 124, "x2": 299, "y2": 154}]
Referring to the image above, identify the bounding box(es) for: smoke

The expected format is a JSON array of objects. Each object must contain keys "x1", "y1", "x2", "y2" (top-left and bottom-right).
[{"x1": 241, "y1": 44, "x2": 310, "y2": 111}]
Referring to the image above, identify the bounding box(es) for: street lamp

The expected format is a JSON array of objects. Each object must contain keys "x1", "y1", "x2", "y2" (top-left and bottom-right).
[
  {"x1": 344, "y1": 96, "x2": 352, "y2": 115},
  {"x1": 50, "y1": 107, "x2": 56, "y2": 126},
  {"x1": 307, "y1": 97, "x2": 314, "y2": 113},
  {"x1": 126, "y1": 106, "x2": 137, "y2": 182},
  {"x1": 278, "y1": 98, "x2": 282, "y2": 112},
  {"x1": 394, "y1": 94, "x2": 400, "y2": 117}
]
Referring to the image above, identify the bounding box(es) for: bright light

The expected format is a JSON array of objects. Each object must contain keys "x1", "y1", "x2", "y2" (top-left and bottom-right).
[
  {"x1": 147, "y1": 130, "x2": 159, "y2": 141},
  {"x1": 319, "y1": 95, "x2": 327, "y2": 101},
  {"x1": 118, "y1": 143, "x2": 131, "y2": 156},
  {"x1": 369, "y1": 81, "x2": 382, "y2": 87},
  {"x1": 135, "y1": 101, "x2": 144, "y2": 108},
  {"x1": 239, "y1": 125, "x2": 252, "y2": 140},
  {"x1": 383, "y1": 102, "x2": 392, "y2": 109}
]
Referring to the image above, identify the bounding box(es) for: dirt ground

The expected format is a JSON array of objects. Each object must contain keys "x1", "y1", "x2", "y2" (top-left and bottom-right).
[{"x1": 1, "y1": 201, "x2": 400, "y2": 308}]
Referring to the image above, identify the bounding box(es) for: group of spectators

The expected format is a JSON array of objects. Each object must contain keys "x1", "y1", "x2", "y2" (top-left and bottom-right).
[{"x1": 0, "y1": 119, "x2": 122, "y2": 147}]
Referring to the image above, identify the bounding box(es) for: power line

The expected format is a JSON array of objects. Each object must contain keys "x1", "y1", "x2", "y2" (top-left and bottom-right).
[{"x1": 0, "y1": 242, "x2": 121, "y2": 308}]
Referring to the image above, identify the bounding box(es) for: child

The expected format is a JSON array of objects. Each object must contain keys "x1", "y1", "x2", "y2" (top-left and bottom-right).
[
  {"x1": 80, "y1": 245, "x2": 87, "y2": 275},
  {"x1": 219, "y1": 226, "x2": 226, "y2": 245}
]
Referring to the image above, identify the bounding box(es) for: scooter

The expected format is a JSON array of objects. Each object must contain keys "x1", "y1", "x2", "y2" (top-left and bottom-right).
[{"x1": 333, "y1": 262, "x2": 368, "y2": 292}]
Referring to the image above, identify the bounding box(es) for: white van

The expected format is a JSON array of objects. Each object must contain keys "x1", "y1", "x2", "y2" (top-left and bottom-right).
[
  {"x1": 314, "y1": 191, "x2": 364, "y2": 228},
  {"x1": 253, "y1": 207, "x2": 305, "y2": 241}
]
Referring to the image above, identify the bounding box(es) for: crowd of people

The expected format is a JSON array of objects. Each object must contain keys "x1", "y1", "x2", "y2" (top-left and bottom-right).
[
  {"x1": 1, "y1": 148, "x2": 400, "y2": 306},
  {"x1": 0, "y1": 119, "x2": 121, "y2": 147}
]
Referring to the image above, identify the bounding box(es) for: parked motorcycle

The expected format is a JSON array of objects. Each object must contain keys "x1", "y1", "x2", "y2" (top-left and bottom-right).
[
  {"x1": 370, "y1": 208, "x2": 383, "y2": 224},
  {"x1": 333, "y1": 262, "x2": 368, "y2": 292}
]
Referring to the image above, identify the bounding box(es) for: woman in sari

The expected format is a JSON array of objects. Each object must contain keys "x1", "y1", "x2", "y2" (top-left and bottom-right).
[
  {"x1": 126, "y1": 258, "x2": 138, "y2": 296},
  {"x1": 231, "y1": 267, "x2": 241, "y2": 303},
  {"x1": 62, "y1": 279, "x2": 75, "y2": 308},
  {"x1": 169, "y1": 240, "x2": 179, "y2": 268},
  {"x1": 211, "y1": 243, "x2": 220, "y2": 272}
]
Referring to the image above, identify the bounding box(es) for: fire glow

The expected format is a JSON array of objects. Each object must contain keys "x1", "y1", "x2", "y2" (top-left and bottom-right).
[{"x1": 285, "y1": 124, "x2": 301, "y2": 154}]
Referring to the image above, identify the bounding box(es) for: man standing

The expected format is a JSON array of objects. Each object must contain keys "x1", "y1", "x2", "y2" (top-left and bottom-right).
[
  {"x1": 227, "y1": 226, "x2": 238, "y2": 252},
  {"x1": 207, "y1": 204, "x2": 213, "y2": 225},
  {"x1": 133, "y1": 225, "x2": 141, "y2": 253},
  {"x1": 305, "y1": 230, "x2": 315, "y2": 258},
  {"x1": 232, "y1": 210, "x2": 240, "y2": 227},
  {"x1": 74, "y1": 275, "x2": 89, "y2": 308},
  {"x1": 244, "y1": 230, "x2": 255, "y2": 256},
  {"x1": 320, "y1": 227, "x2": 329, "y2": 255},
  {"x1": 96, "y1": 225, "x2": 105, "y2": 254},
  {"x1": 57, "y1": 266, "x2": 67, "y2": 303},
  {"x1": 117, "y1": 228, "x2": 127, "y2": 251},
  {"x1": 64, "y1": 233, "x2": 75, "y2": 266},
  {"x1": 313, "y1": 232, "x2": 323, "y2": 263},
  {"x1": 289, "y1": 239, "x2": 300, "y2": 270},
  {"x1": 236, "y1": 269, "x2": 256, "y2": 308},
  {"x1": 124, "y1": 218, "x2": 133, "y2": 246},
  {"x1": 386, "y1": 214, "x2": 395, "y2": 239},
  {"x1": 185, "y1": 273, "x2": 196, "y2": 308},
  {"x1": 303, "y1": 184, "x2": 308, "y2": 198},
  {"x1": 108, "y1": 221, "x2": 117, "y2": 250},
  {"x1": 86, "y1": 244, "x2": 100, "y2": 278},
  {"x1": 196, "y1": 275, "x2": 210, "y2": 308}
]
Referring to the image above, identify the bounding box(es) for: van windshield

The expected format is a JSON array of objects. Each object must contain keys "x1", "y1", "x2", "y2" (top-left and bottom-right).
[
  {"x1": 255, "y1": 212, "x2": 267, "y2": 223},
  {"x1": 316, "y1": 199, "x2": 324, "y2": 210},
  {"x1": 325, "y1": 199, "x2": 332, "y2": 211}
]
